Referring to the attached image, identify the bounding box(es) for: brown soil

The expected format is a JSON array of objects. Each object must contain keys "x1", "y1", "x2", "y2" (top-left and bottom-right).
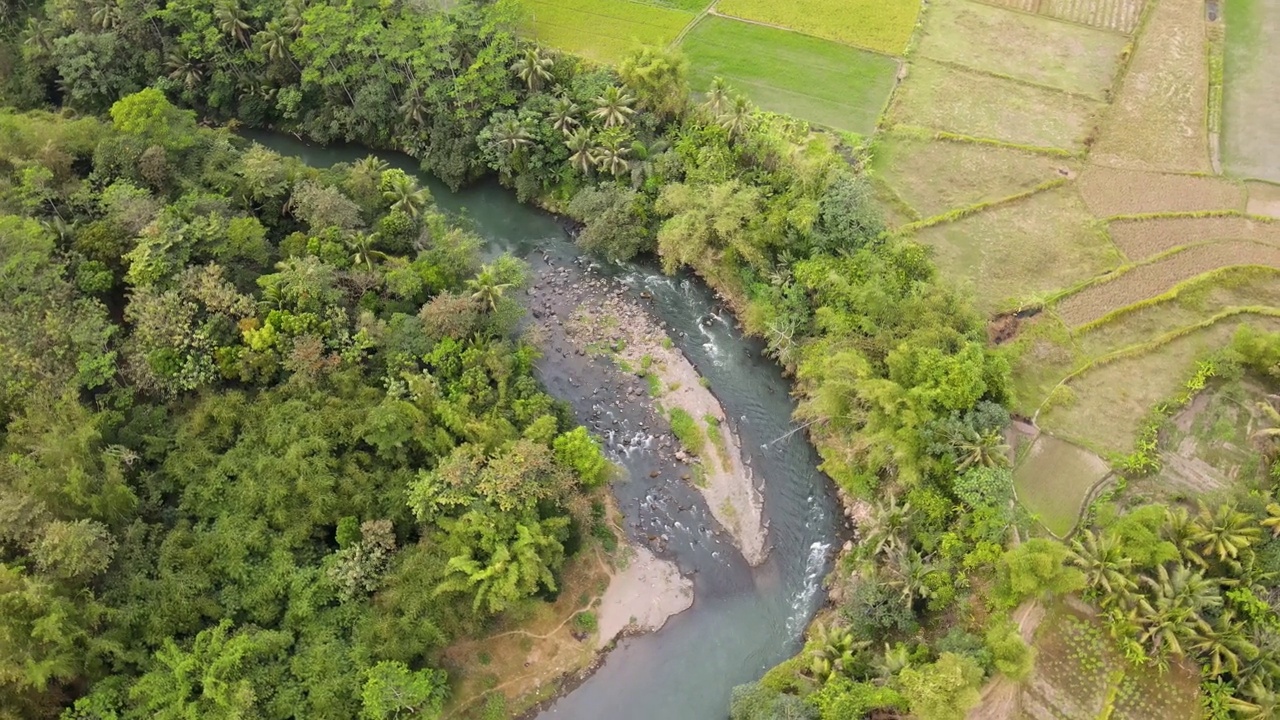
[
  {"x1": 1246, "y1": 180, "x2": 1280, "y2": 218},
  {"x1": 1107, "y1": 215, "x2": 1280, "y2": 259},
  {"x1": 988, "y1": 313, "x2": 1023, "y2": 343},
  {"x1": 1056, "y1": 240, "x2": 1280, "y2": 326},
  {"x1": 980, "y1": 0, "x2": 1147, "y2": 33},
  {"x1": 1077, "y1": 166, "x2": 1244, "y2": 217}
]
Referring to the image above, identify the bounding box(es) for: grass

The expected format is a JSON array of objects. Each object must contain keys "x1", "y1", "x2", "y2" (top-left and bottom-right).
[
  {"x1": 1076, "y1": 166, "x2": 1244, "y2": 217},
  {"x1": 1107, "y1": 214, "x2": 1280, "y2": 261},
  {"x1": 1221, "y1": 0, "x2": 1280, "y2": 182},
  {"x1": 703, "y1": 414, "x2": 732, "y2": 468},
  {"x1": 1013, "y1": 434, "x2": 1109, "y2": 536},
  {"x1": 1090, "y1": 0, "x2": 1212, "y2": 173},
  {"x1": 871, "y1": 134, "x2": 1072, "y2": 218},
  {"x1": 914, "y1": 0, "x2": 1127, "y2": 99},
  {"x1": 912, "y1": 185, "x2": 1121, "y2": 314},
  {"x1": 713, "y1": 0, "x2": 920, "y2": 55},
  {"x1": 887, "y1": 59, "x2": 1104, "y2": 150},
  {"x1": 681, "y1": 16, "x2": 899, "y2": 134},
  {"x1": 668, "y1": 407, "x2": 706, "y2": 456},
  {"x1": 519, "y1": 0, "x2": 695, "y2": 64}
]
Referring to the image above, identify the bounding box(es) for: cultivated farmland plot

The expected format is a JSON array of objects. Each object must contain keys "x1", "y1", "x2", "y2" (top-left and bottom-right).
[
  {"x1": 915, "y1": 0, "x2": 1127, "y2": 99},
  {"x1": 681, "y1": 16, "x2": 899, "y2": 134},
  {"x1": 1108, "y1": 215, "x2": 1280, "y2": 259},
  {"x1": 1221, "y1": 0, "x2": 1280, "y2": 183},
  {"x1": 520, "y1": 0, "x2": 695, "y2": 63},
  {"x1": 976, "y1": 0, "x2": 1147, "y2": 33},
  {"x1": 713, "y1": 0, "x2": 920, "y2": 54},
  {"x1": 1055, "y1": 240, "x2": 1280, "y2": 327},
  {"x1": 1076, "y1": 166, "x2": 1245, "y2": 217},
  {"x1": 1090, "y1": 0, "x2": 1212, "y2": 172}
]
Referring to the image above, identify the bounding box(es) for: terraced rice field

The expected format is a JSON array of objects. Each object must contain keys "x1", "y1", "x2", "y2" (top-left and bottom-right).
[
  {"x1": 887, "y1": 59, "x2": 1104, "y2": 150},
  {"x1": 1108, "y1": 215, "x2": 1280, "y2": 259},
  {"x1": 713, "y1": 0, "x2": 921, "y2": 54},
  {"x1": 1055, "y1": 240, "x2": 1280, "y2": 327},
  {"x1": 914, "y1": 186, "x2": 1120, "y2": 313},
  {"x1": 1013, "y1": 435, "x2": 1110, "y2": 536},
  {"x1": 1222, "y1": 0, "x2": 1280, "y2": 183},
  {"x1": 915, "y1": 0, "x2": 1128, "y2": 99},
  {"x1": 1076, "y1": 166, "x2": 1245, "y2": 217},
  {"x1": 682, "y1": 16, "x2": 900, "y2": 134},
  {"x1": 520, "y1": 0, "x2": 695, "y2": 63},
  {"x1": 978, "y1": 0, "x2": 1147, "y2": 33},
  {"x1": 871, "y1": 134, "x2": 1072, "y2": 217},
  {"x1": 1090, "y1": 0, "x2": 1212, "y2": 172}
]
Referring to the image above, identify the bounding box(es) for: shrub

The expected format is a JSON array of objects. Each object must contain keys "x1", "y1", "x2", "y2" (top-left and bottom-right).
[
  {"x1": 553, "y1": 427, "x2": 610, "y2": 487},
  {"x1": 669, "y1": 407, "x2": 706, "y2": 456}
]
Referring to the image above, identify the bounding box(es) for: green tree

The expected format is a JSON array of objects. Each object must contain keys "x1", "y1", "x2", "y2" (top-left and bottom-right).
[
  {"x1": 993, "y1": 539, "x2": 1085, "y2": 608},
  {"x1": 109, "y1": 88, "x2": 198, "y2": 151},
  {"x1": 590, "y1": 85, "x2": 636, "y2": 128},
  {"x1": 510, "y1": 46, "x2": 553, "y2": 92},
  {"x1": 360, "y1": 661, "x2": 448, "y2": 720},
  {"x1": 895, "y1": 652, "x2": 984, "y2": 720}
]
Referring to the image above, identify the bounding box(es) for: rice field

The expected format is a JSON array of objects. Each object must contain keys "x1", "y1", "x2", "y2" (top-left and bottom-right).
[
  {"x1": 915, "y1": 0, "x2": 1128, "y2": 99},
  {"x1": 1108, "y1": 215, "x2": 1280, "y2": 260},
  {"x1": 1076, "y1": 166, "x2": 1245, "y2": 217},
  {"x1": 870, "y1": 134, "x2": 1072, "y2": 217},
  {"x1": 887, "y1": 59, "x2": 1104, "y2": 150},
  {"x1": 713, "y1": 0, "x2": 921, "y2": 55},
  {"x1": 1090, "y1": 0, "x2": 1212, "y2": 173},
  {"x1": 1014, "y1": 435, "x2": 1110, "y2": 536},
  {"x1": 681, "y1": 16, "x2": 900, "y2": 134},
  {"x1": 1055, "y1": 240, "x2": 1280, "y2": 327},
  {"x1": 913, "y1": 186, "x2": 1121, "y2": 313},
  {"x1": 1221, "y1": 0, "x2": 1280, "y2": 183},
  {"x1": 977, "y1": 0, "x2": 1147, "y2": 33},
  {"x1": 520, "y1": 0, "x2": 696, "y2": 63}
]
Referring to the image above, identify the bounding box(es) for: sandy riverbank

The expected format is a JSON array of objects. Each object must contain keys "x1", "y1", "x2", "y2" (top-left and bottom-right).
[
  {"x1": 595, "y1": 544, "x2": 693, "y2": 649},
  {"x1": 562, "y1": 286, "x2": 769, "y2": 566}
]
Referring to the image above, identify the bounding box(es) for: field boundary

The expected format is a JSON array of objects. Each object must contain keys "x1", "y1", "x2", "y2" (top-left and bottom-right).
[
  {"x1": 913, "y1": 55, "x2": 1112, "y2": 104},
  {"x1": 1102, "y1": 208, "x2": 1273, "y2": 222},
  {"x1": 671, "y1": 0, "x2": 717, "y2": 46},
  {"x1": 868, "y1": 173, "x2": 924, "y2": 221},
  {"x1": 1072, "y1": 264, "x2": 1280, "y2": 333},
  {"x1": 883, "y1": 123, "x2": 1079, "y2": 157},
  {"x1": 891, "y1": 177, "x2": 1069, "y2": 235},
  {"x1": 704, "y1": 8, "x2": 906, "y2": 59},
  {"x1": 968, "y1": 0, "x2": 1138, "y2": 37}
]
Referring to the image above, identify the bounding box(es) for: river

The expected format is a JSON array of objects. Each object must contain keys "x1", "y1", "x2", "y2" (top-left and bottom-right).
[{"x1": 246, "y1": 132, "x2": 840, "y2": 720}]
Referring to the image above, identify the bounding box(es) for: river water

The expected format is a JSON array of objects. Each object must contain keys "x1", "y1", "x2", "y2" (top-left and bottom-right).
[{"x1": 247, "y1": 132, "x2": 840, "y2": 720}]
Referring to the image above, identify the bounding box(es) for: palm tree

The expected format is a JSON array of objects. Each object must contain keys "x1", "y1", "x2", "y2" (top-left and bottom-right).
[
  {"x1": 718, "y1": 94, "x2": 754, "y2": 138},
  {"x1": 345, "y1": 232, "x2": 385, "y2": 271},
  {"x1": 255, "y1": 22, "x2": 293, "y2": 66},
  {"x1": 1069, "y1": 529, "x2": 1136, "y2": 604},
  {"x1": 1252, "y1": 397, "x2": 1280, "y2": 455},
  {"x1": 400, "y1": 89, "x2": 428, "y2": 127},
  {"x1": 490, "y1": 118, "x2": 533, "y2": 156},
  {"x1": 591, "y1": 135, "x2": 631, "y2": 177},
  {"x1": 701, "y1": 76, "x2": 732, "y2": 117},
  {"x1": 859, "y1": 492, "x2": 914, "y2": 560},
  {"x1": 166, "y1": 50, "x2": 205, "y2": 91},
  {"x1": 467, "y1": 264, "x2": 513, "y2": 312},
  {"x1": 952, "y1": 425, "x2": 1011, "y2": 471},
  {"x1": 1193, "y1": 610, "x2": 1259, "y2": 677},
  {"x1": 1193, "y1": 502, "x2": 1262, "y2": 564},
  {"x1": 354, "y1": 155, "x2": 389, "y2": 179},
  {"x1": 1262, "y1": 502, "x2": 1280, "y2": 538},
  {"x1": 806, "y1": 622, "x2": 867, "y2": 681},
  {"x1": 1135, "y1": 563, "x2": 1220, "y2": 657},
  {"x1": 383, "y1": 174, "x2": 429, "y2": 218},
  {"x1": 511, "y1": 47, "x2": 553, "y2": 92},
  {"x1": 1230, "y1": 679, "x2": 1280, "y2": 720},
  {"x1": 884, "y1": 548, "x2": 936, "y2": 606},
  {"x1": 547, "y1": 96, "x2": 580, "y2": 135},
  {"x1": 564, "y1": 128, "x2": 594, "y2": 175},
  {"x1": 629, "y1": 139, "x2": 669, "y2": 190},
  {"x1": 590, "y1": 86, "x2": 636, "y2": 128},
  {"x1": 215, "y1": 0, "x2": 252, "y2": 47},
  {"x1": 1162, "y1": 506, "x2": 1203, "y2": 566},
  {"x1": 872, "y1": 643, "x2": 911, "y2": 683},
  {"x1": 91, "y1": 0, "x2": 122, "y2": 30}
]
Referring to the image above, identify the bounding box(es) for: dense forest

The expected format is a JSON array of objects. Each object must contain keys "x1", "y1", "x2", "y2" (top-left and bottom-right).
[{"x1": 5, "y1": 0, "x2": 1280, "y2": 718}]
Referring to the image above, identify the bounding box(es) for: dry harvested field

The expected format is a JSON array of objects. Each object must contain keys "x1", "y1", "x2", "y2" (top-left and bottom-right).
[
  {"x1": 887, "y1": 59, "x2": 1104, "y2": 150},
  {"x1": 1108, "y1": 215, "x2": 1280, "y2": 259},
  {"x1": 1076, "y1": 166, "x2": 1245, "y2": 217},
  {"x1": 915, "y1": 0, "x2": 1127, "y2": 99},
  {"x1": 1221, "y1": 0, "x2": 1280, "y2": 182},
  {"x1": 1039, "y1": 316, "x2": 1280, "y2": 454},
  {"x1": 871, "y1": 134, "x2": 1072, "y2": 217},
  {"x1": 1246, "y1": 180, "x2": 1280, "y2": 217},
  {"x1": 1090, "y1": 0, "x2": 1211, "y2": 172},
  {"x1": 1056, "y1": 240, "x2": 1280, "y2": 327},
  {"x1": 977, "y1": 0, "x2": 1147, "y2": 33},
  {"x1": 713, "y1": 0, "x2": 921, "y2": 54},
  {"x1": 914, "y1": 186, "x2": 1120, "y2": 313}
]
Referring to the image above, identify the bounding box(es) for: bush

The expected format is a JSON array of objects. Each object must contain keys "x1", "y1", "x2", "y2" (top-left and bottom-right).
[
  {"x1": 953, "y1": 467, "x2": 1013, "y2": 509},
  {"x1": 668, "y1": 407, "x2": 706, "y2": 456},
  {"x1": 553, "y1": 427, "x2": 611, "y2": 487},
  {"x1": 573, "y1": 611, "x2": 598, "y2": 634},
  {"x1": 807, "y1": 676, "x2": 906, "y2": 720},
  {"x1": 985, "y1": 620, "x2": 1035, "y2": 681}
]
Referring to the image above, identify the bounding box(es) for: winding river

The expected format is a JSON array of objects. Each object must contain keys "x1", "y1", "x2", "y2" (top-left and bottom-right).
[{"x1": 248, "y1": 132, "x2": 840, "y2": 720}]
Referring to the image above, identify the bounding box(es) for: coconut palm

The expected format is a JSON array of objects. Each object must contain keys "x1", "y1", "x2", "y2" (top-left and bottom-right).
[
  {"x1": 1069, "y1": 529, "x2": 1136, "y2": 603},
  {"x1": 166, "y1": 51, "x2": 205, "y2": 91},
  {"x1": 952, "y1": 425, "x2": 1011, "y2": 471},
  {"x1": 717, "y1": 94, "x2": 754, "y2": 138},
  {"x1": 400, "y1": 89, "x2": 428, "y2": 127},
  {"x1": 215, "y1": 0, "x2": 252, "y2": 47},
  {"x1": 1162, "y1": 506, "x2": 1203, "y2": 566},
  {"x1": 590, "y1": 86, "x2": 636, "y2": 128},
  {"x1": 91, "y1": 0, "x2": 122, "y2": 30},
  {"x1": 1193, "y1": 502, "x2": 1262, "y2": 564},
  {"x1": 859, "y1": 492, "x2": 914, "y2": 560},
  {"x1": 1262, "y1": 502, "x2": 1280, "y2": 538},
  {"x1": 1252, "y1": 397, "x2": 1280, "y2": 453},
  {"x1": 591, "y1": 135, "x2": 631, "y2": 177},
  {"x1": 884, "y1": 548, "x2": 936, "y2": 606},
  {"x1": 511, "y1": 47, "x2": 553, "y2": 92},
  {"x1": 565, "y1": 128, "x2": 594, "y2": 175},
  {"x1": 254, "y1": 22, "x2": 292, "y2": 65},
  {"x1": 547, "y1": 96, "x2": 580, "y2": 135},
  {"x1": 383, "y1": 173, "x2": 429, "y2": 218},
  {"x1": 490, "y1": 118, "x2": 534, "y2": 155},
  {"x1": 806, "y1": 622, "x2": 867, "y2": 681},
  {"x1": 629, "y1": 139, "x2": 670, "y2": 190},
  {"x1": 1193, "y1": 610, "x2": 1259, "y2": 677},
  {"x1": 1230, "y1": 680, "x2": 1280, "y2": 720},
  {"x1": 467, "y1": 264, "x2": 513, "y2": 312},
  {"x1": 345, "y1": 232, "x2": 385, "y2": 271},
  {"x1": 872, "y1": 643, "x2": 911, "y2": 683},
  {"x1": 354, "y1": 155, "x2": 389, "y2": 179},
  {"x1": 701, "y1": 76, "x2": 732, "y2": 117}
]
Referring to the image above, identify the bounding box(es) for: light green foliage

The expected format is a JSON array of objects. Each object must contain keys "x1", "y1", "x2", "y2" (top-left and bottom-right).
[
  {"x1": 668, "y1": 407, "x2": 706, "y2": 456},
  {"x1": 807, "y1": 675, "x2": 907, "y2": 720},
  {"x1": 895, "y1": 652, "x2": 984, "y2": 720},
  {"x1": 953, "y1": 466, "x2": 1014, "y2": 509},
  {"x1": 567, "y1": 186, "x2": 654, "y2": 261},
  {"x1": 985, "y1": 619, "x2": 1035, "y2": 681},
  {"x1": 994, "y1": 539, "x2": 1085, "y2": 609},
  {"x1": 553, "y1": 427, "x2": 611, "y2": 487},
  {"x1": 109, "y1": 88, "x2": 198, "y2": 151},
  {"x1": 360, "y1": 661, "x2": 448, "y2": 720}
]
